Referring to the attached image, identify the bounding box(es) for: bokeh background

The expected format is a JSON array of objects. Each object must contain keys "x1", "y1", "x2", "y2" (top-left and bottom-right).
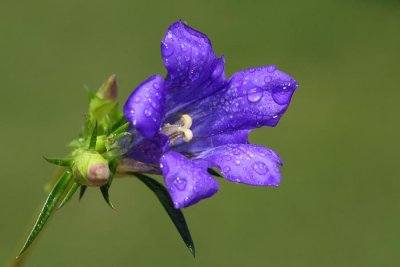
[{"x1": 1, "y1": 0, "x2": 400, "y2": 266}]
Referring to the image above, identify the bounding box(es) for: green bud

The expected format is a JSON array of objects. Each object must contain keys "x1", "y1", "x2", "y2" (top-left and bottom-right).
[
  {"x1": 97, "y1": 74, "x2": 118, "y2": 100},
  {"x1": 88, "y1": 74, "x2": 119, "y2": 131},
  {"x1": 73, "y1": 150, "x2": 110, "y2": 187}
]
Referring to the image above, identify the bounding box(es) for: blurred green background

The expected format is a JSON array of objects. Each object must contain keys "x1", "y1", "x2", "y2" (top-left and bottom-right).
[{"x1": 1, "y1": 0, "x2": 400, "y2": 266}]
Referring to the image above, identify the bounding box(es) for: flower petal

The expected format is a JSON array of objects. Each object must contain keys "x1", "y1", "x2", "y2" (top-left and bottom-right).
[
  {"x1": 182, "y1": 66, "x2": 298, "y2": 137},
  {"x1": 199, "y1": 144, "x2": 283, "y2": 186},
  {"x1": 161, "y1": 20, "x2": 226, "y2": 112},
  {"x1": 160, "y1": 151, "x2": 219, "y2": 208},
  {"x1": 127, "y1": 134, "x2": 169, "y2": 164},
  {"x1": 174, "y1": 130, "x2": 250, "y2": 155},
  {"x1": 123, "y1": 75, "x2": 166, "y2": 138}
]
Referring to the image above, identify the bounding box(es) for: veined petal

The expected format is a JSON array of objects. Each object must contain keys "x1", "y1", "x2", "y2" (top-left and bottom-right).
[
  {"x1": 160, "y1": 151, "x2": 219, "y2": 208},
  {"x1": 183, "y1": 66, "x2": 298, "y2": 137},
  {"x1": 199, "y1": 144, "x2": 283, "y2": 186},
  {"x1": 123, "y1": 75, "x2": 166, "y2": 138},
  {"x1": 161, "y1": 20, "x2": 226, "y2": 113}
]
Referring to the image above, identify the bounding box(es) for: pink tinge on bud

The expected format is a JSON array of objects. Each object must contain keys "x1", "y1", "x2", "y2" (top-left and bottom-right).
[
  {"x1": 102, "y1": 74, "x2": 118, "y2": 100},
  {"x1": 87, "y1": 163, "x2": 110, "y2": 186}
]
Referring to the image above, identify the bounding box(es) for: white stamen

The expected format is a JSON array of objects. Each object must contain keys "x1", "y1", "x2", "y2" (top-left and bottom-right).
[{"x1": 161, "y1": 114, "x2": 193, "y2": 144}]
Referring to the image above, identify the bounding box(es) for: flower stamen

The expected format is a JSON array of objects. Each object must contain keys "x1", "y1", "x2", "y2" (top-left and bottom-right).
[{"x1": 162, "y1": 114, "x2": 193, "y2": 144}]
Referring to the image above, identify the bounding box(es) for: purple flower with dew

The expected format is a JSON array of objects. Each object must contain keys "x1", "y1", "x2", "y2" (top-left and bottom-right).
[{"x1": 123, "y1": 20, "x2": 298, "y2": 209}]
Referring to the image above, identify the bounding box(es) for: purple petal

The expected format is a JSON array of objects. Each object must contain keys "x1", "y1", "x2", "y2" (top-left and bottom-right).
[
  {"x1": 160, "y1": 151, "x2": 219, "y2": 208},
  {"x1": 199, "y1": 144, "x2": 283, "y2": 186},
  {"x1": 182, "y1": 66, "x2": 298, "y2": 137},
  {"x1": 161, "y1": 20, "x2": 226, "y2": 113},
  {"x1": 123, "y1": 75, "x2": 166, "y2": 138},
  {"x1": 173, "y1": 130, "x2": 250, "y2": 155},
  {"x1": 127, "y1": 134, "x2": 169, "y2": 164}
]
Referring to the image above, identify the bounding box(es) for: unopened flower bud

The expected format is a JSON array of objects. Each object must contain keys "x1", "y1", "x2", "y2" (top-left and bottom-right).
[
  {"x1": 73, "y1": 150, "x2": 110, "y2": 187},
  {"x1": 98, "y1": 74, "x2": 118, "y2": 100}
]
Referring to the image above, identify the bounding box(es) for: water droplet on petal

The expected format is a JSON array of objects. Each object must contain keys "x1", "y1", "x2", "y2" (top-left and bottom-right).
[
  {"x1": 144, "y1": 108, "x2": 152, "y2": 117},
  {"x1": 161, "y1": 162, "x2": 169, "y2": 174},
  {"x1": 223, "y1": 166, "x2": 231, "y2": 173},
  {"x1": 272, "y1": 85, "x2": 292, "y2": 105},
  {"x1": 267, "y1": 65, "x2": 276, "y2": 73},
  {"x1": 252, "y1": 161, "x2": 269, "y2": 175},
  {"x1": 173, "y1": 177, "x2": 187, "y2": 191},
  {"x1": 223, "y1": 155, "x2": 232, "y2": 161},
  {"x1": 153, "y1": 82, "x2": 160, "y2": 89},
  {"x1": 247, "y1": 87, "x2": 263, "y2": 103},
  {"x1": 161, "y1": 42, "x2": 174, "y2": 57},
  {"x1": 264, "y1": 76, "x2": 272, "y2": 83},
  {"x1": 211, "y1": 62, "x2": 224, "y2": 79}
]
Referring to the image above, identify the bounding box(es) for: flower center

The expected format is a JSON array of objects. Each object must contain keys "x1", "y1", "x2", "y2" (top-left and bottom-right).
[{"x1": 161, "y1": 114, "x2": 193, "y2": 144}]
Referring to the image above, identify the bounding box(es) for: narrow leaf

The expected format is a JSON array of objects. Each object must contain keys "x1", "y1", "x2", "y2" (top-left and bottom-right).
[
  {"x1": 79, "y1": 185, "x2": 87, "y2": 200},
  {"x1": 58, "y1": 181, "x2": 79, "y2": 209},
  {"x1": 107, "y1": 116, "x2": 128, "y2": 135},
  {"x1": 18, "y1": 170, "x2": 73, "y2": 256},
  {"x1": 99, "y1": 160, "x2": 118, "y2": 209},
  {"x1": 89, "y1": 122, "x2": 98, "y2": 149},
  {"x1": 207, "y1": 168, "x2": 222, "y2": 178},
  {"x1": 134, "y1": 173, "x2": 195, "y2": 257},
  {"x1": 100, "y1": 186, "x2": 114, "y2": 209},
  {"x1": 43, "y1": 156, "x2": 72, "y2": 167}
]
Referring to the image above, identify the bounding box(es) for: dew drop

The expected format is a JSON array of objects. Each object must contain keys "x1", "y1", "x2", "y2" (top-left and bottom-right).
[
  {"x1": 150, "y1": 100, "x2": 159, "y2": 109},
  {"x1": 144, "y1": 108, "x2": 152, "y2": 117},
  {"x1": 264, "y1": 76, "x2": 272, "y2": 83},
  {"x1": 223, "y1": 166, "x2": 231, "y2": 173},
  {"x1": 153, "y1": 82, "x2": 160, "y2": 89},
  {"x1": 173, "y1": 177, "x2": 187, "y2": 191},
  {"x1": 267, "y1": 65, "x2": 276, "y2": 73},
  {"x1": 161, "y1": 42, "x2": 174, "y2": 57},
  {"x1": 247, "y1": 87, "x2": 263, "y2": 103},
  {"x1": 272, "y1": 86, "x2": 292, "y2": 105},
  {"x1": 223, "y1": 155, "x2": 232, "y2": 161},
  {"x1": 211, "y1": 62, "x2": 224, "y2": 79},
  {"x1": 252, "y1": 161, "x2": 269, "y2": 175}
]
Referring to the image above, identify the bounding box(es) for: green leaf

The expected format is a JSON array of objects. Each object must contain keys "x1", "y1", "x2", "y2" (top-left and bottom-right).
[
  {"x1": 207, "y1": 168, "x2": 222, "y2": 178},
  {"x1": 43, "y1": 156, "x2": 72, "y2": 167},
  {"x1": 99, "y1": 160, "x2": 118, "y2": 209},
  {"x1": 134, "y1": 173, "x2": 195, "y2": 257},
  {"x1": 100, "y1": 186, "x2": 114, "y2": 209},
  {"x1": 58, "y1": 181, "x2": 79, "y2": 209},
  {"x1": 107, "y1": 116, "x2": 128, "y2": 135},
  {"x1": 89, "y1": 122, "x2": 98, "y2": 149},
  {"x1": 18, "y1": 170, "x2": 73, "y2": 256},
  {"x1": 86, "y1": 88, "x2": 96, "y2": 102},
  {"x1": 79, "y1": 185, "x2": 87, "y2": 200}
]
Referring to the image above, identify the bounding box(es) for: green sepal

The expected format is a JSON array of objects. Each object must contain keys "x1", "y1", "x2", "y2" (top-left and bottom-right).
[
  {"x1": 86, "y1": 88, "x2": 96, "y2": 102},
  {"x1": 134, "y1": 173, "x2": 195, "y2": 257},
  {"x1": 18, "y1": 170, "x2": 73, "y2": 256},
  {"x1": 58, "y1": 181, "x2": 80, "y2": 209},
  {"x1": 89, "y1": 122, "x2": 98, "y2": 149},
  {"x1": 207, "y1": 168, "x2": 222, "y2": 178},
  {"x1": 107, "y1": 116, "x2": 129, "y2": 135},
  {"x1": 99, "y1": 160, "x2": 118, "y2": 209},
  {"x1": 43, "y1": 156, "x2": 73, "y2": 167},
  {"x1": 79, "y1": 185, "x2": 87, "y2": 200},
  {"x1": 99, "y1": 186, "x2": 114, "y2": 209}
]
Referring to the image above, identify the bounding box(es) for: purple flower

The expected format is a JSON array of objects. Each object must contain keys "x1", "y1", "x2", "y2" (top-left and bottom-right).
[{"x1": 123, "y1": 20, "x2": 298, "y2": 208}]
